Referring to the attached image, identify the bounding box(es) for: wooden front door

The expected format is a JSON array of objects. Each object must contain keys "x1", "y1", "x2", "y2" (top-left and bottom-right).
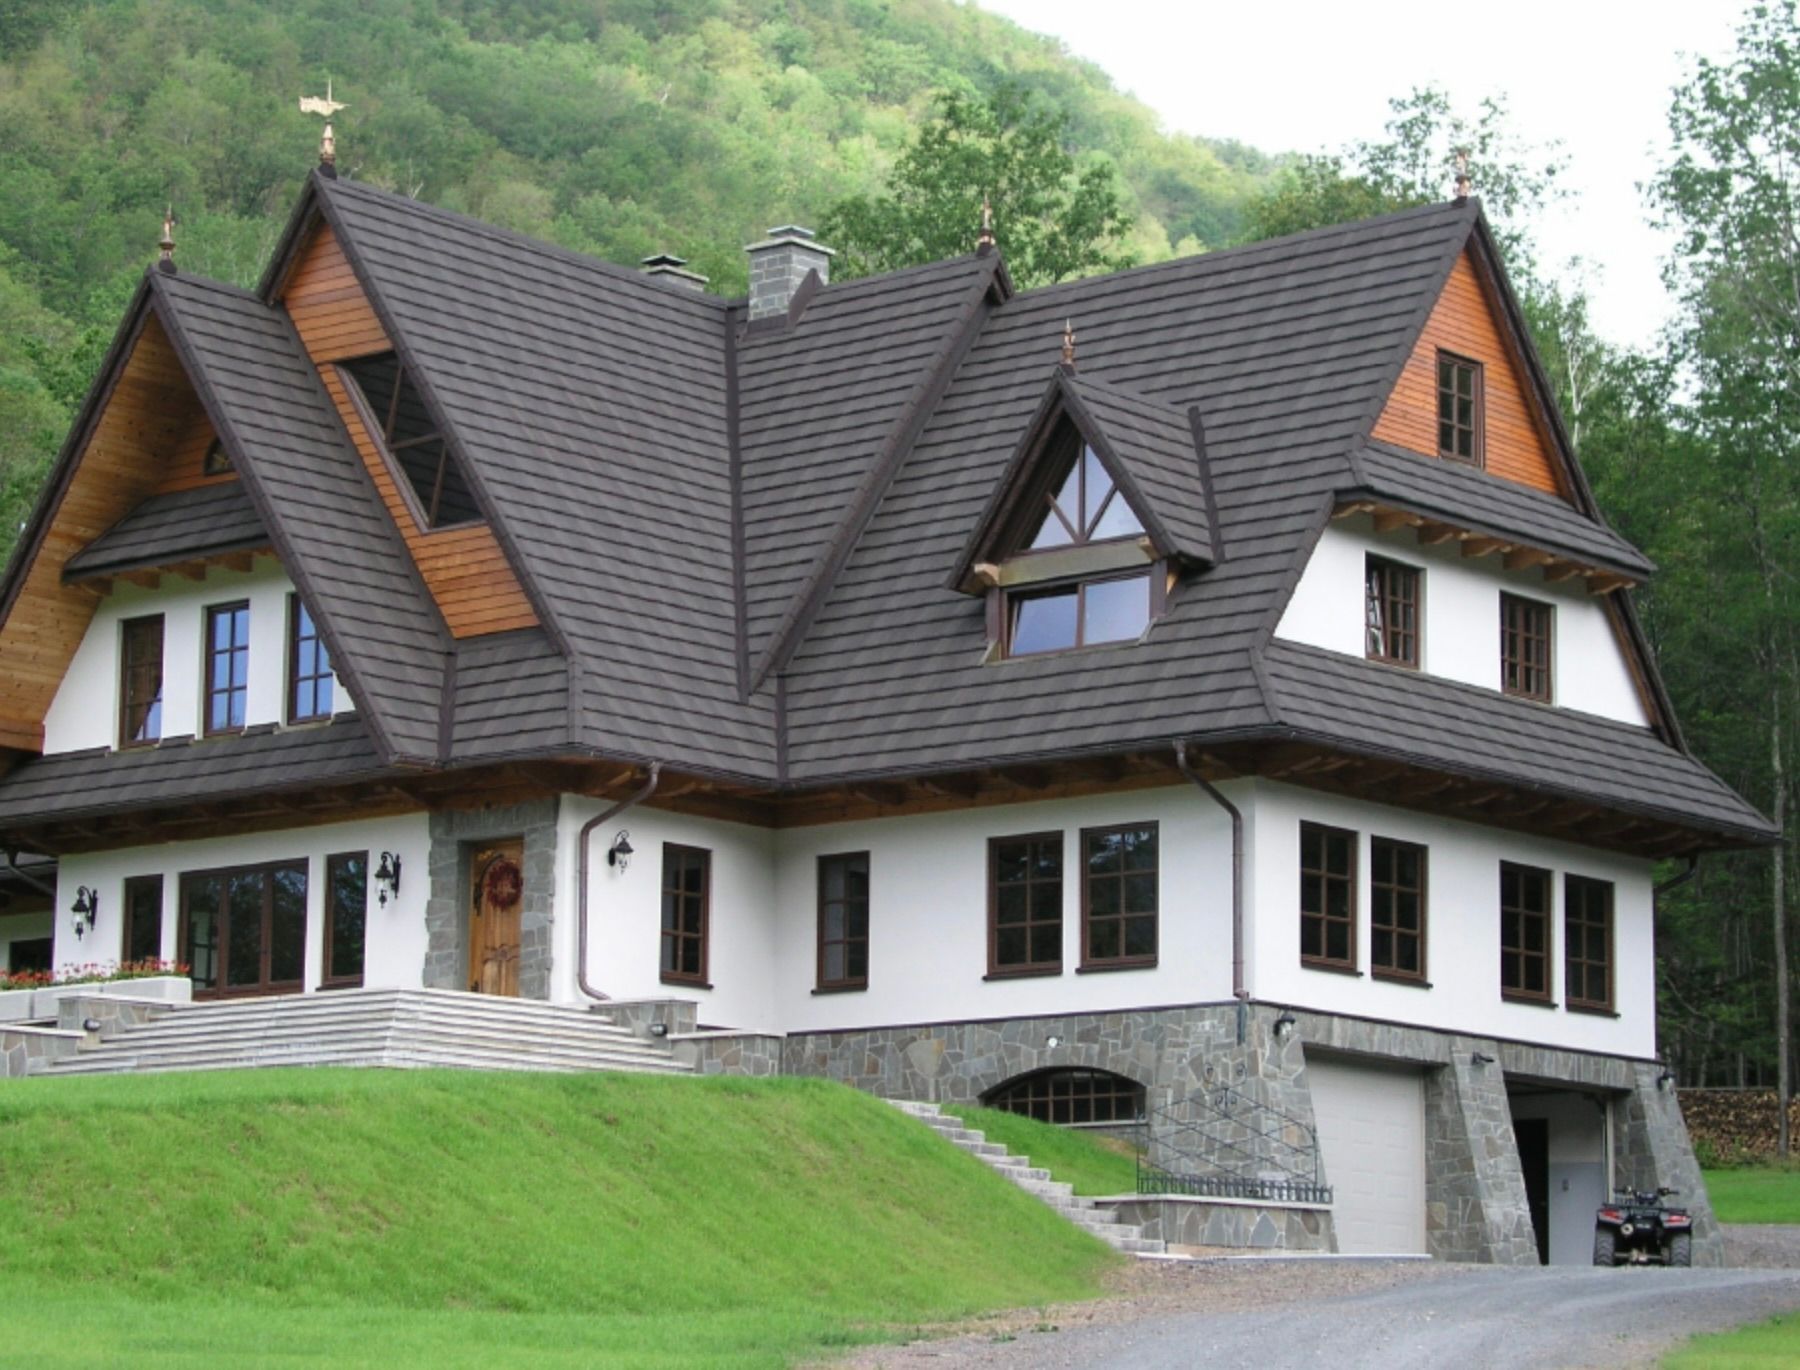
[{"x1": 469, "y1": 840, "x2": 524, "y2": 997}]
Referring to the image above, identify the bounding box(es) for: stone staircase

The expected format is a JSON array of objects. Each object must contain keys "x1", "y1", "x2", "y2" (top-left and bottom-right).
[
  {"x1": 888, "y1": 1099, "x2": 1164, "y2": 1257},
  {"x1": 31, "y1": 987, "x2": 692, "y2": 1077}
]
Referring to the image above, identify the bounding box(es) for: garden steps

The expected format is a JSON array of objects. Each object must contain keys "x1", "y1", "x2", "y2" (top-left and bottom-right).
[
  {"x1": 30, "y1": 987, "x2": 692, "y2": 1078},
  {"x1": 886, "y1": 1099, "x2": 1165, "y2": 1256}
]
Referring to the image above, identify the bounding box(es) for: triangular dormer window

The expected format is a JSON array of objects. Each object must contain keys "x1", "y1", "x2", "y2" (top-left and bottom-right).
[
  {"x1": 339, "y1": 352, "x2": 481, "y2": 530},
  {"x1": 1025, "y1": 435, "x2": 1147, "y2": 551}
]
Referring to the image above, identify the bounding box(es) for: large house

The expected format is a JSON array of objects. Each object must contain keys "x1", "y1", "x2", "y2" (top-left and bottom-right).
[{"x1": 0, "y1": 155, "x2": 1773, "y2": 1265}]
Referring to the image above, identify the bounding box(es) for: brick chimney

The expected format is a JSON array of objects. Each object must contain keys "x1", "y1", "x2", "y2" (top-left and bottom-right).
[
  {"x1": 745, "y1": 225, "x2": 833, "y2": 322},
  {"x1": 639, "y1": 252, "x2": 709, "y2": 291}
]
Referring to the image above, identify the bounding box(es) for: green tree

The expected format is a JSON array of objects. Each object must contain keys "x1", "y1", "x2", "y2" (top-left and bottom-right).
[{"x1": 820, "y1": 82, "x2": 1135, "y2": 288}]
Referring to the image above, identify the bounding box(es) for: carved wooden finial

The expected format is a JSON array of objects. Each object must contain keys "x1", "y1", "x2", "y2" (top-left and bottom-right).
[
  {"x1": 1453, "y1": 147, "x2": 1472, "y2": 201},
  {"x1": 1060, "y1": 318, "x2": 1077, "y2": 371},
  {"x1": 156, "y1": 206, "x2": 176, "y2": 276},
  {"x1": 301, "y1": 79, "x2": 348, "y2": 179},
  {"x1": 976, "y1": 195, "x2": 996, "y2": 252}
]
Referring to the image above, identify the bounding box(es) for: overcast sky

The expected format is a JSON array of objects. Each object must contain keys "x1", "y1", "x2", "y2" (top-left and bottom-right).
[{"x1": 975, "y1": 0, "x2": 1747, "y2": 348}]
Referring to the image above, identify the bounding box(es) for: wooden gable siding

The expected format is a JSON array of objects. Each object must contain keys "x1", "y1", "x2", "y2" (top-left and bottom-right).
[
  {"x1": 149, "y1": 407, "x2": 235, "y2": 494},
  {"x1": 0, "y1": 314, "x2": 202, "y2": 750},
  {"x1": 1372, "y1": 249, "x2": 1567, "y2": 499},
  {"x1": 281, "y1": 224, "x2": 538, "y2": 638}
]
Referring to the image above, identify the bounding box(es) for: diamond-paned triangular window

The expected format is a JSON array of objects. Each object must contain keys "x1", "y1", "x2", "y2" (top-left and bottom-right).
[{"x1": 1023, "y1": 426, "x2": 1146, "y2": 552}]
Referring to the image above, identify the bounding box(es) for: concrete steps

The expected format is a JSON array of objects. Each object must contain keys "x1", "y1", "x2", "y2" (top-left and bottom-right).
[
  {"x1": 887, "y1": 1099, "x2": 1164, "y2": 1257},
  {"x1": 31, "y1": 988, "x2": 693, "y2": 1078}
]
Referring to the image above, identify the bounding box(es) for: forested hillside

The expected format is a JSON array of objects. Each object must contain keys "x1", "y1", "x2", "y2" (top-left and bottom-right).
[{"x1": 0, "y1": 0, "x2": 1278, "y2": 541}]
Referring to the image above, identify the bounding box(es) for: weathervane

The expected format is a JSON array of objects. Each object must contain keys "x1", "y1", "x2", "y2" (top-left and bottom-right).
[
  {"x1": 977, "y1": 195, "x2": 996, "y2": 252},
  {"x1": 156, "y1": 206, "x2": 176, "y2": 276},
  {"x1": 1453, "y1": 147, "x2": 1472, "y2": 201},
  {"x1": 300, "y1": 80, "x2": 347, "y2": 178}
]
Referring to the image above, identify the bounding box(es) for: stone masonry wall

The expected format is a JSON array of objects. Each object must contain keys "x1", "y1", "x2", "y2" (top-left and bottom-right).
[
  {"x1": 423, "y1": 799, "x2": 559, "y2": 1000},
  {"x1": 1616, "y1": 1060, "x2": 1725, "y2": 1266},
  {"x1": 1424, "y1": 1039, "x2": 1539, "y2": 1265},
  {"x1": 1104, "y1": 1196, "x2": 1334, "y2": 1252}
]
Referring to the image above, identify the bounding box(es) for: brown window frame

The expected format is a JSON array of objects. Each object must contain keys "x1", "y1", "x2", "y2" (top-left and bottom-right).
[
  {"x1": 1564, "y1": 874, "x2": 1614, "y2": 1014},
  {"x1": 1079, "y1": 822, "x2": 1159, "y2": 971},
  {"x1": 202, "y1": 437, "x2": 233, "y2": 476},
  {"x1": 1002, "y1": 569, "x2": 1160, "y2": 659},
  {"x1": 984, "y1": 1068, "x2": 1146, "y2": 1125},
  {"x1": 336, "y1": 354, "x2": 483, "y2": 534},
  {"x1": 1300, "y1": 821, "x2": 1358, "y2": 972},
  {"x1": 816, "y1": 851, "x2": 870, "y2": 992},
  {"x1": 203, "y1": 600, "x2": 252, "y2": 737},
  {"x1": 121, "y1": 874, "x2": 164, "y2": 966},
  {"x1": 987, "y1": 831, "x2": 1064, "y2": 978},
  {"x1": 321, "y1": 850, "x2": 368, "y2": 990},
  {"x1": 1369, "y1": 837, "x2": 1427, "y2": 983},
  {"x1": 1437, "y1": 350, "x2": 1484, "y2": 466},
  {"x1": 177, "y1": 858, "x2": 309, "y2": 1001},
  {"x1": 1365, "y1": 556, "x2": 1421, "y2": 668},
  {"x1": 1500, "y1": 593, "x2": 1554, "y2": 703},
  {"x1": 659, "y1": 844, "x2": 711, "y2": 988},
  {"x1": 1500, "y1": 861, "x2": 1554, "y2": 1004},
  {"x1": 118, "y1": 613, "x2": 165, "y2": 750},
  {"x1": 286, "y1": 594, "x2": 334, "y2": 725}
]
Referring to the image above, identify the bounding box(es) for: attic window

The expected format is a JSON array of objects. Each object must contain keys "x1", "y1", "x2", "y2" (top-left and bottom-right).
[
  {"x1": 202, "y1": 438, "x2": 232, "y2": 476},
  {"x1": 1009, "y1": 574, "x2": 1151, "y2": 657},
  {"x1": 1025, "y1": 435, "x2": 1145, "y2": 551},
  {"x1": 339, "y1": 352, "x2": 481, "y2": 530},
  {"x1": 1437, "y1": 352, "x2": 1482, "y2": 465}
]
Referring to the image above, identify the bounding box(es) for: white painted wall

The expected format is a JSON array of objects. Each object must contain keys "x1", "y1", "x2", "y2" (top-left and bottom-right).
[
  {"x1": 559, "y1": 799, "x2": 780, "y2": 1033},
  {"x1": 1275, "y1": 516, "x2": 1650, "y2": 726},
  {"x1": 51, "y1": 814, "x2": 428, "y2": 989},
  {"x1": 1247, "y1": 779, "x2": 1656, "y2": 1059},
  {"x1": 42, "y1": 555, "x2": 353, "y2": 756}
]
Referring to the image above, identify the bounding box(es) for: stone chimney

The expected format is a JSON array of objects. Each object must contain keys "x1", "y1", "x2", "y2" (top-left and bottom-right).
[
  {"x1": 639, "y1": 252, "x2": 709, "y2": 291},
  {"x1": 745, "y1": 225, "x2": 833, "y2": 322}
]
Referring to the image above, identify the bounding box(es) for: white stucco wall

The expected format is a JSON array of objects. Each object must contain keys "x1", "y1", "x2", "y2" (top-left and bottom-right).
[
  {"x1": 42, "y1": 555, "x2": 352, "y2": 756},
  {"x1": 1247, "y1": 779, "x2": 1656, "y2": 1059},
  {"x1": 1275, "y1": 516, "x2": 1649, "y2": 726},
  {"x1": 51, "y1": 814, "x2": 429, "y2": 989}
]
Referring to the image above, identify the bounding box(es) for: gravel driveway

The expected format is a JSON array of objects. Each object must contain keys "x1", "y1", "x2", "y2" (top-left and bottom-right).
[{"x1": 837, "y1": 1260, "x2": 1800, "y2": 1370}]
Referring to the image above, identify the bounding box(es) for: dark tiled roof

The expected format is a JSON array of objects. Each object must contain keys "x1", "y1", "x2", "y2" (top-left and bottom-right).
[
  {"x1": 1064, "y1": 373, "x2": 1216, "y2": 564},
  {"x1": 1354, "y1": 440, "x2": 1653, "y2": 578},
  {"x1": 63, "y1": 483, "x2": 269, "y2": 581},
  {"x1": 0, "y1": 717, "x2": 388, "y2": 823},
  {"x1": 316, "y1": 178, "x2": 774, "y2": 776},
  {"x1": 151, "y1": 271, "x2": 449, "y2": 764},
  {"x1": 1261, "y1": 641, "x2": 1774, "y2": 842}
]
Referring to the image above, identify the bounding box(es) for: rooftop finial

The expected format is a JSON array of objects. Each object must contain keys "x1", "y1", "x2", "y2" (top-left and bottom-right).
[
  {"x1": 1453, "y1": 147, "x2": 1472, "y2": 201},
  {"x1": 976, "y1": 194, "x2": 996, "y2": 253},
  {"x1": 1060, "y1": 318, "x2": 1077, "y2": 371},
  {"x1": 300, "y1": 79, "x2": 348, "y2": 180},
  {"x1": 156, "y1": 205, "x2": 176, "y2": 276}
]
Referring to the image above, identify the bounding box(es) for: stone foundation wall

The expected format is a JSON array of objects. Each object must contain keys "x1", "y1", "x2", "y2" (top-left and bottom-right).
[
  {"x1": 672, "y1": 1031, "x2": 783, "y2": 1077},
  {"x1": 1616, "y1": 1060, "x2": 1725, "y2": 1266},
  {"x1": 1103, "y1": 1196, "x2": 1334, "y2": 1251},
  {"x1": 423, "y1": 799, "x2": 559, "y2": 1000},
  {"x1": 0, "y1": 1023, "x2": 80, "y2": 1076}
]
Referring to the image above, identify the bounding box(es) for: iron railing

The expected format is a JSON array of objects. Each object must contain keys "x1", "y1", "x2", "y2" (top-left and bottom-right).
[{"x1": 1134, "y1": 1070, "x2": 1333, "y2": 1206}]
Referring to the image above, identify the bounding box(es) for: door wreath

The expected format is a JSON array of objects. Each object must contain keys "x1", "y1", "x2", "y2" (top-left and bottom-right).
[{"x1": 481, "y1": 856, "x2": 523, "y2": 911}]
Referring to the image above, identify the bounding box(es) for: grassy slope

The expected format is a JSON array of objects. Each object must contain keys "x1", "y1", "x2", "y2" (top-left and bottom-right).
[
  {"x1": 1701, "y1": 1166, "x2": 1800, "y2": 1224},
  {"x1": 1664, "y1": 1311, "x2": 1800, "y2": 1368},
  {"x1": 942, "y1": 1104, "x2": 1138, "y2": 1196},
  {"x1": 0, "y1": 1070, "x2": 1113, "y2": 1368}
]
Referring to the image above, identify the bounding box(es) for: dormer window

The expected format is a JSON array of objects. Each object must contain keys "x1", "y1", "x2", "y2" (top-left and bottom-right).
[
  {"x1": 339, "y1": 352, "x2": 481, "y2": 530},
  {"x1": 1437, "y1": 351, "x2": 1482, "y2": 464},
  {"x1": 1025, "y1": 438, "x2": 1145, "y2": 551},
  {"x1": 1009, "y1": 572, "x2": 1151, "y2": 657}
]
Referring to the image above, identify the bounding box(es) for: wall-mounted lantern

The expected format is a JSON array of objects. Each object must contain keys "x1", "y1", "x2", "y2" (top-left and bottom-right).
[
  {"x1": 1273, "y1": 1010, "x2": 1298, "y2": 1038},
  {"x1": 1471, "y1": 1051, "x2": 1497, "y2": 1067},
  {"x1": 375, "y1": 852, "x2": 402, "y2": 907},
  {"x1": 70, "y1": 886, "x2": 98, "y2": 941},
  {"x1": 607, "y1": 831, "x2": 634, "y2": 873}
]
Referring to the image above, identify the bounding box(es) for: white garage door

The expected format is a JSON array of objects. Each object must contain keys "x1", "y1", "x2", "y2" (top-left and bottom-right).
[{"x1": 1308, "y1": 1058, "x2": 1427, "y2": 1255}]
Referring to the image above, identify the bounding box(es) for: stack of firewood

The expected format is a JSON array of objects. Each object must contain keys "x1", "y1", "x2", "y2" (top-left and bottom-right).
[{"x1": 1678, "y1": 1089, "x2": 1800, "y2": 1163}]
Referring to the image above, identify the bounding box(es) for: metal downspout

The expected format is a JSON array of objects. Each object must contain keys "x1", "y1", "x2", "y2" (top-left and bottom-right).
[
  {"x1": 1174, "y1": 741, "x2": 1248, "y2": 1042},
  {"x1": 1654, "y1": 854, "x2": 1700, "y2": 898},
  {"x1": 575, "y1": 763, "x2": 662, "y2": 1003}
]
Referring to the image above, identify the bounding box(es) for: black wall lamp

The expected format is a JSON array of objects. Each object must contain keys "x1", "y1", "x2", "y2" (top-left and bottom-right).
[
  {"x1": 375, "y1": 852, "x2": 402, "y2": 907},
  {"x1": 1274, "y1": 1010, "x2": 1297, "y2": 1038},
  {"x1": 607, "y1": 831, "x2": 634, "y2": 872},
  {"x1": 1657, "y1": 1068, "x2": 1677, "y2": 1092},
  {"x1": 70, "y1": 886, "x2": 98, "y2": 941},
  {"x1": 1471, "y1": 1051, "x2": 1497, "y2": 1067}
]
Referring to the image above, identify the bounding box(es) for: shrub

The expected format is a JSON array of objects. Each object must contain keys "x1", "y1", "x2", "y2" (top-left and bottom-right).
[{"x1": 0, "y1": 960, "x2": 187, "y2": 993}]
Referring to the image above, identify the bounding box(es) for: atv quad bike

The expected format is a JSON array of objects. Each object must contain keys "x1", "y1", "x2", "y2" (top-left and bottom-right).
[{"x1": 1593, "y1": 1187, "x2": 1693, "y2": 1266}]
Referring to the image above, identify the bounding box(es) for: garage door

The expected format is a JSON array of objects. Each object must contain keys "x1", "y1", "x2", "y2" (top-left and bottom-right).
[{"x1": 1307, "y1": 1058, "x2": 1427, "y2": 1254}]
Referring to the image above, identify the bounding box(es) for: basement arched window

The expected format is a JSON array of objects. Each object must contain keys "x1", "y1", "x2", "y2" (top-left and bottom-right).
[
  {"x1": 339, "y1": 351, "x2": 482, "y2": 530},
  {"x1": 983, "y1": 1067, "x2": 1146, "y2": 1125}
]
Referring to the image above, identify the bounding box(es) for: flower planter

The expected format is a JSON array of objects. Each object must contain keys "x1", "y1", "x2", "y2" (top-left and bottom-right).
[{"x1": 32, "y1": 975, "x2": 191, "y2": 1019}]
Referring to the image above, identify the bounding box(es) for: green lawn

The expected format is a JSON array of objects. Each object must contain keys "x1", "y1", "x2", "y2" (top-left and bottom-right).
[
  {"x1": 1664, "y1": 1311, "x2": 1800, "y2": 1367},
  {"x1": 941, "y1": 1103, "x2": 1140, "y2": 1196},
  {"x1": 0, "y1": 1069, "x2": 1115, "y2": 1367},
  {"x1": 1701, "y1": 1166, "x2": 1800, "y2": 1224}
]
